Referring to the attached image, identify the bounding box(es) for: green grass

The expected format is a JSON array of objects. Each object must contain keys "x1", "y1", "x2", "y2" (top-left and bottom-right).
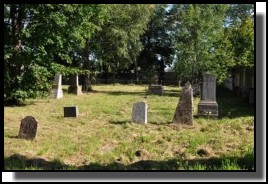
[{"x1": 4, "y1": 84, "x2": 254, "y2": 170}]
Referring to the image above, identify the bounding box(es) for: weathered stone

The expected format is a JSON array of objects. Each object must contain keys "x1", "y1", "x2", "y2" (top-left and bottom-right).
[
  {"x1": 132, "y1": 102, "x2": 148, "y2": 124},
  {"x1": 198, "y1": 73, "x2": 218, "y2": 117},
  {"x1": 64, "y1": 106, "x2": 79, "y2": 117},
  {"x1": 68, "y1": 74, "x2": 82, "y2": 95},
  {"x1": 18, "y1": 116, "x2": 38, "y2": 140},
  {"x1": 172, "y1": 82, "x2": 193, "y2": 125},
  {"x1": 148, "y1": 85, "x2": 164, "y2": 95},
  {"x1": 50, "y1": 74, "x2": 63, "y2": 99}
]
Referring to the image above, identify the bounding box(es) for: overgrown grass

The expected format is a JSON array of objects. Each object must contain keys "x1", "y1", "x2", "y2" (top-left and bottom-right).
[{"x1": 4, "y1": 84, "x2": 254, "y2": 170}]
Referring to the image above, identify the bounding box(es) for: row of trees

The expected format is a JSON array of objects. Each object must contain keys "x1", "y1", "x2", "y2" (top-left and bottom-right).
[{"x1": 4, "y1": 4, "x2": 254, "y2": 104}]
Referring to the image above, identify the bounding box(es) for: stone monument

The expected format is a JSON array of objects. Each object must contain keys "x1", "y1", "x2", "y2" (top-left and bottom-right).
[
  {"x1": 198, "y1": 73, "x2": 218, "y2": 116},
  {"x1": 132, "y1": 102, "x2": 148, "y2": 124},
  {"x1": 68, "y1": 74, "x2": 82, "y2": 95},
  {"x1": 50, "y1": 73, "x2": 63, "y2": 99},
  {"x1": 172, "y1": 82, "x2": 193, "y2": 125},
  {"x1": 18, "y1": 116, "x2": 38, "y2": 140}
]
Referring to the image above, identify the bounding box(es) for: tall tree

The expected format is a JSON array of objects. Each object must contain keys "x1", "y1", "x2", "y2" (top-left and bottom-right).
[
  {"x1": 88, "y1": 4, "x2": 155, "y2": 86},
  {"x1": 171, "y1": 4, "x2": 229, "y2": 84},
  {"x1": 225, "y1": 4, "x2": 254, "y2": 70},
  {"x1": 4, "y1": 4, "x2": 106, "y2": 104},
  {"x1": 138, "y1": 4, "x2": 174, "y2": 84}
]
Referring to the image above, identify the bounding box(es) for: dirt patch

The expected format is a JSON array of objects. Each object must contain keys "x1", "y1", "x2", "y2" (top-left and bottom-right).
[
  {"x1": 64, "y1": 152, "x2": 88, "y2": 166},
  {"x1": 246, "y1": 126, "x2": 254, "y2": 131},
  {"x1": 196, "y1": 146, "x2": 213, "y2": 157},
  {"x1": 100, "y1": 144, "x2": 116, "y2": 153},
  {"x1": 135, "y1": 149, "x2": 150, "y2": 159},
  {"x1": 173, "y1": 146, "x2": 187, "y2": 157}
]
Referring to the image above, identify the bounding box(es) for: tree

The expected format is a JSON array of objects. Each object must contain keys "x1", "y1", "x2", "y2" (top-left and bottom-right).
[
  {"x1": 225, "y1": 4, "x2": 254, "y2": 70},
  {"x1": 137, "y1": 4, "x2": 174, "y2": 84},
  {"x1": 4, "y1": 4, "x2": 106, "y2": 104},
  {"x1": 88, "y1": 4, "x2": 155, "y2": 85},
  {"x1": 171, "y1": 4, "x2": 229, "y2": 84}
]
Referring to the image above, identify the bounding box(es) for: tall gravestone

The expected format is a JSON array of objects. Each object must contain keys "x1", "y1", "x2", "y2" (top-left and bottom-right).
[
  {"x1": 50, "y1": 73, "x2": 63, "y2": 99},
  {"x1": 132, "y1": 102, "x2": 148, "y2": 124},
  {"x1": 68, "y1": 74, "x2": 82, "y2": 95},
  {"x1": 172, "y1": 82, "x2": 193, "y2": 125},
  {"x1": 198, "y1": 73, "x2": 218, "y2": 116},
  {"x1": 18, "y1": 116, "x2": 38, "y2": 140}
]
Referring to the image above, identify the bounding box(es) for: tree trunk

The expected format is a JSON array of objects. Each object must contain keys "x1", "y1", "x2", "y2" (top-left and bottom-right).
[
  {"x1": 134, "y1": 60, "x2": 139, "y2": 83},
  {"x1": 191, "y1": 55, "x2": 196, "y2": 85},
  {"x1": 6, "y1": 4, "x2": 26, "y2": 104},
  {"x1": 158, "y1": 59, "x2": 165, "y2": 85},
  {"x1": 82, "y1": 39, "x2": 93, "y2": 92}
]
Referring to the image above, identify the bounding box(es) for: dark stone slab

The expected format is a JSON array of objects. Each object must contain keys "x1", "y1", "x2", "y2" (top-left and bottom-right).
[{"x1": 64, "y1": 106, "x2": 79, "y2": 117}]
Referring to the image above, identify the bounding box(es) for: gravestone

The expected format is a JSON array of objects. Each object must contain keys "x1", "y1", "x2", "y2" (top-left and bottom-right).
[
  {"x1": 172, "y1": 82, "x2": 193, "y2": 125},
  {"x1": 18, "y1": 116, "x2": 38, "y2": 140},
  {"x1": 64, "y1": 106, "x2": 79, "y2": 117},
  {"x1": 50, "y1": 73, "x2": 63, "y2": 99},
  {"x1": 68, "y1": 74, "x2": 82, "y2": 95},
  {"x1": 198, "y1": 73, "x2": 218, "y2": 116},
  {"x1": 148, "y1": 85, "x2": 164, "y2": 95},
  {"x1": 132, "y1": 102, "x2": 148, "y2": 124}
]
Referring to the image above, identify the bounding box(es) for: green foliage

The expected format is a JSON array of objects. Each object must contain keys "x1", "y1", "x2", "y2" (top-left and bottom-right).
[
  {"x1": 172, "y1": 4, "x2": 229, "y2": 84},
  {"x1": 4, "y1": 4, "x2": 255, "y2": 104},
  {"x1": 4, "y1": 4, "x2": 106, "y2": 104},
  {"x1": 227, "y1": 17, "x2": 254, "y2": 69},
  {"x1": 89, "y1": 4, "x2": 155, "y2": 75},
  {"x1": 138, "y1": 4, "x2": 174, "y2": 83}
]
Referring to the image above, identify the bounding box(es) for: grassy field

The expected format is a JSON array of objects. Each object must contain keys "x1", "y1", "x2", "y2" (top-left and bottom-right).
[{"x1": 4, "y1": 84, "x2": 254, "y2": 170}]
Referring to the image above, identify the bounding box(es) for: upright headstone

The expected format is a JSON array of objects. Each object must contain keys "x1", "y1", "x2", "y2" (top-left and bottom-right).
[
  {"x1": 64, "y1": 106, "x2": 79, "y2": 117},
  {"x1": 68, "y1": 74, "x2": 82, "y2": 95},
  {"x1": 132, "y1": 102, "x2": 148, "y2": 124},
  {"x1": 50, "y1": 73, "x2": 63, "y2": 99},
  {"x1": 172, "y1": 82, "x2": 193, "y2": 125},
  {"x1": 18, "y1": 116, "x2": 38, "y2": 140},
  {"x1": 198, "y1": 73, "x2": 218, "y2": 116}
]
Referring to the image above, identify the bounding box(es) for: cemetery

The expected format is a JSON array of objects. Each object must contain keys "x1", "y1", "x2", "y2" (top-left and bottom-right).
[
  {"x1": 4, "y1": 4, "x2": 254, "y2": 171},
  {"x1": 4, "y1": 81, "x2": 254, "y2": 170}
]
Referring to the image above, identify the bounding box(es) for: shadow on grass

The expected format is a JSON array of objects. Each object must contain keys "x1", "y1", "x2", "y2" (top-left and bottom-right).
[
  {"x1": 109, "y1": 120, "x2": 131, "y2": 125},
  {"x1": 149, "y1": 121, "x2": 171, "y2": 125},
  {"x1": 4, "y1": 154, "x2": 70, "y2": 170},
  {"x1": 216, "y1": 88, "x2": 254, "y2": 119},
  {"x1": 4, "y1": 101, "x2": 37, "y2": 107},
  {"x1": 5, "y1": 151, "x2": 254, "y2": 170},
  {"x1": 5, "y1": 135, "x2": 19, "y2": 139},
  {"x1": 95, "y1": 89, "x2": 181, "y2": 98},
  {"x1": 95, "y1": 90, "x2": 148, "y2": 97}
]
